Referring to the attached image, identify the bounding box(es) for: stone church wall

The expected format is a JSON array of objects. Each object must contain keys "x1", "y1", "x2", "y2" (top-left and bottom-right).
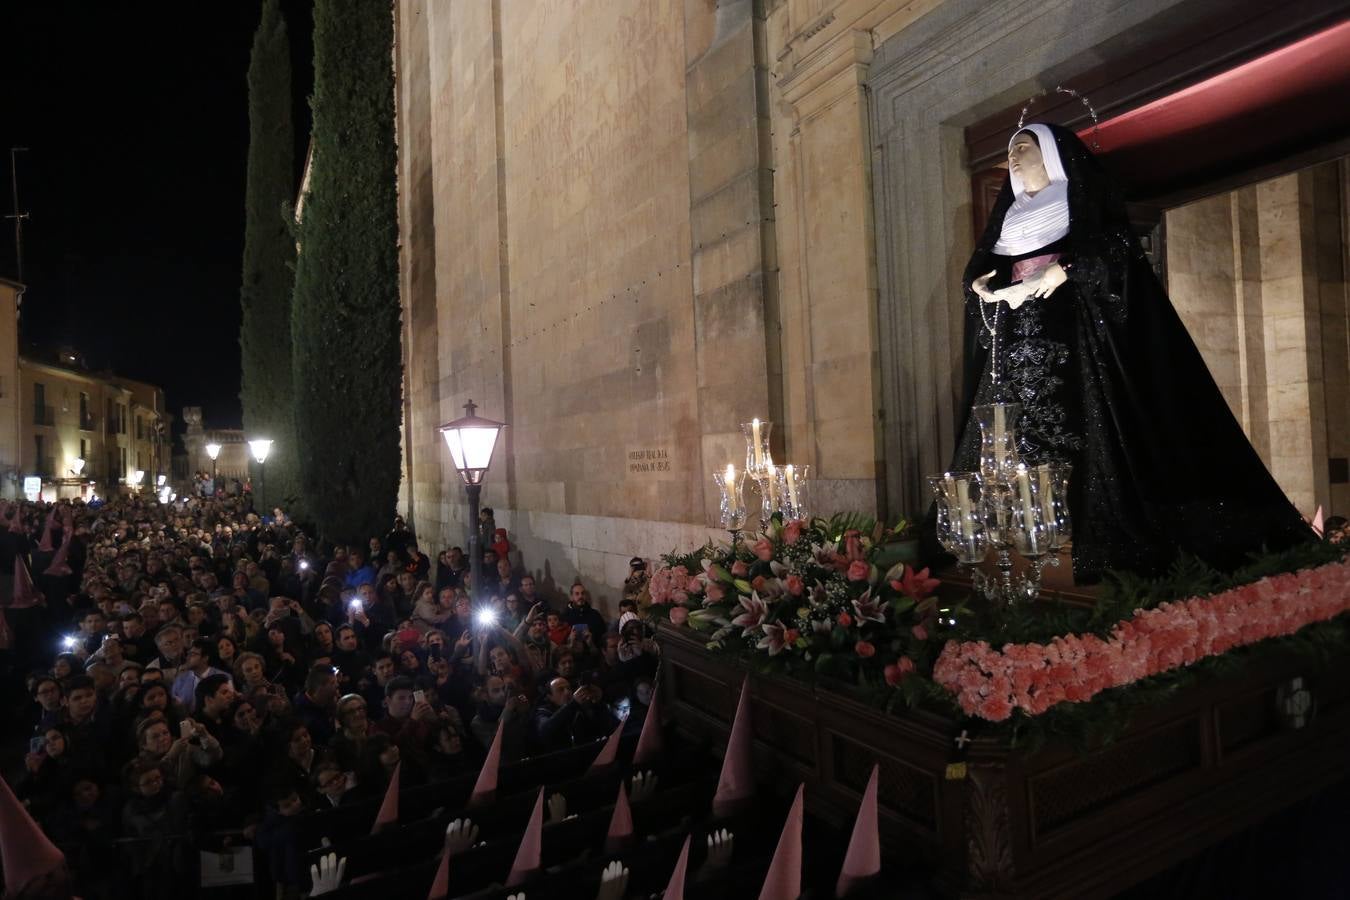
[{"x1": 393, "y1": 0, "x2": 1336, "y2": 609}]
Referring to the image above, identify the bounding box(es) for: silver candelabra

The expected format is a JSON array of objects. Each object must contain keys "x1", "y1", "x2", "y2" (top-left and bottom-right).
[{"x1": 929, "y1": 403, "x2": 1072, "y2": 604}]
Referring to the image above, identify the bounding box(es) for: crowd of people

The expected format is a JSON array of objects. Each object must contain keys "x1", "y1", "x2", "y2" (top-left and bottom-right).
[{"x1": 0, "y1": 495, "x2": 669, "y2": 899}]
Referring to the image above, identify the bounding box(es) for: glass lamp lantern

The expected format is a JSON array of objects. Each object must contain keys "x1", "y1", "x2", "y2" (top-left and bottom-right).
[
  {"x1": 755, "y1": 463, "x2": 780, "y2": 527},
  {"x1": 1038, "y1": 463, "x2": 1072, "y2": 549},
  {"x1": 930, "y1": 472, "x2": 988, "y2": 564},
  {"x1": 1008, "y1": 464, "x2": 1054, "y2": 557},
  {"x1": 740, "y1": 418, "x2": 774, "y2": 477},
  {"x1": 438, "y1": 400, "x2": 506, "y2": 487},
  {"x1": 713, "y1": 464, "x2": 748, "y2": 531},
  {"x1": 974, "y1": 402, "x2": 1023, "y2": 484},
  {"x1": 778, "y1": 464, "x2": 811, "y2": 521},
  {"x1": 248, "y1": 439, "x2": 273, "y2": 466}
]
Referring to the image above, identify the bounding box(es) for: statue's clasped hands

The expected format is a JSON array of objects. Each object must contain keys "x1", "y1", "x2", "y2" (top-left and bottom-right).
[{"x1": 973, "y1": 263, "x2": 1067, "y2": 309}]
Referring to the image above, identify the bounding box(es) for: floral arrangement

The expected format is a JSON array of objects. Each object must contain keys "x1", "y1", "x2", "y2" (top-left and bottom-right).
[
  {"x1": 650, "y1": 514, "x2": 1350, "y2": 741},
  {"x1": 934, "y1": 557, "x2": 1350, "y2": 721},
  {"x1": 647, "y1": 514, "x2": 948, "y2": 695}
]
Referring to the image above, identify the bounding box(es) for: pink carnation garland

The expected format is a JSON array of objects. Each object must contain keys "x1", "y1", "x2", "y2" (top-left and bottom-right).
[{"x1": 933, "y1": 559, "x2": 1350, "y2": 722}]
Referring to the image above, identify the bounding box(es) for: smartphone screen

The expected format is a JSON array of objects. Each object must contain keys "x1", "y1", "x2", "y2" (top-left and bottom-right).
[
  {"x1": 29, "y1": 736, "x2": 45, "y2": 755},
  {"x1": 572, "y1": 624, "x2": 590, "y2": 637},
  {"x1": 413, "y1": 690, "x2": 425, "y2": 704}
]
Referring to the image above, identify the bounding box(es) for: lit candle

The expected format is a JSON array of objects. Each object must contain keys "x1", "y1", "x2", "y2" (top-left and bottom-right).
[
  {"x1": 785, "y1": 465, "x2": 799, "y2": 509},
  {"x1": 765, "y1": 464, "x2": 779, "y2": 508},
  {"x1": 751, "y1": 419, "x2": 763, "y2": 469},
  {"x1": 954, "y1": 476, "x2": 972, "y2": 540},
  {"x1": 725, "y1": 463, "x2": 736, "y2": 487},
  {"x1": 1016, "y1": 464, "x2": 1037, "y2": 554},
  {"x1": 1037, "y1": 464, "x2": 1056, "y2": 545},
  {"x1": 993, "y1": 405, "x2": 1007, "y2": 471}
]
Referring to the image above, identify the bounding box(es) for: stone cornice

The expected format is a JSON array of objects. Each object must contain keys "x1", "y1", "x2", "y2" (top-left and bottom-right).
[{"x1": 777, "y1": 28, "x2": 873, "y2": 114}]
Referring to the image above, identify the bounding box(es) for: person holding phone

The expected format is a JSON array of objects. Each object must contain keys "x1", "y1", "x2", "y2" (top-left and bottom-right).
[
  {"x1": 17, "y1": 727, "x2": 74, "y2": 820},
  {"x1": 563, "y1": 582, "x2": 606, "y2": 651}
]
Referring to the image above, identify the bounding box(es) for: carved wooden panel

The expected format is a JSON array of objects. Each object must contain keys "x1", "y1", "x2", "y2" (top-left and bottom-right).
[
  {"x1": 832, "y1": 733, "x2": 937, "y2": 830},
  {"x1": 1217, "y1": 687, "x2": 1280, "y2": 756},
  {"x1": 1029, "y1": 716, "x2": 1202, "y2": 836},
  {"x1": 670, "y1": 662, "x2": 735, "y2": 723},
  {"x1": 751, "y1": 699, "x2": 816, "y2": 767}
]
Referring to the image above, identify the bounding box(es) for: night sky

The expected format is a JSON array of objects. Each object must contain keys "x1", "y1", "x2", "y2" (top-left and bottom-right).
[{"x1": 0, "y1": 1, "x2": 313, "y2": 435}]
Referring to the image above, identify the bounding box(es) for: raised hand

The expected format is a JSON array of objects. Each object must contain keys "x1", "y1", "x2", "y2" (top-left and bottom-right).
[
  {"x1": 546, "y1": 792, "x2": 568, "y2": 824},
  {"x1": 629, "y1": 770, "x2": 659, "y2": 803},
  {"x1": 705, "y1": 828, "x2": 734, "y2": 869},
  {"x1": 596, "y1": 860, "x2": 629, "y2": 900},
  {"x1": 443, "y1": 817, "x2": 480, "y2": 856},
  {"x1": 308, "y1": 852, "x2": 347, "y2": 895}
]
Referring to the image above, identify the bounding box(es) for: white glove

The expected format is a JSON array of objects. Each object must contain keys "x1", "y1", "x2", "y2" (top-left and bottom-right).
[
  {"x1": 308, "y1": 852, "x2": 347, "y2": 895},
  {"x1": 596, "y1": 859, "x2": 629, "y2": 900},
  {"x1": 546, "y1": 792, "x2": 568, "y2": 824},
  {"x1": 444, "y1": 817, "x2": 480, "y2": 856},
  {"x1": 705, "y1": 828, "x2": 734, "y2": 869},
  {"x1": 629, "y1": 770, "x2": 659, "y2": 803}
]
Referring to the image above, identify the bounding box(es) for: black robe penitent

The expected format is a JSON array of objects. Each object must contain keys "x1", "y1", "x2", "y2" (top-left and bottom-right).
[{"x1": 949, "y1": 124, "x2": 1312, "y2": 582}]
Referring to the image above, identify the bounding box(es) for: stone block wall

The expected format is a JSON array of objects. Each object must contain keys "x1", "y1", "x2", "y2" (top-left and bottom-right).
[
  {"x1": 1165, "y1": 160, "x2": 1350, "y2": 517},
  {"x1": 394, "y1": 0, "x2": 825, "y2": 612}
]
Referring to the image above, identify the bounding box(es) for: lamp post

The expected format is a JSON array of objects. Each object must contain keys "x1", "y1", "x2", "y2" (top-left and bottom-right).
[
  {"x1": 205, "y1": 441, "x2": 222, "y2": 499},
  {"x1": 438, "y1": 399, "x2": 506, "y2": 603},
  {"x1": 248, "y1": 439, "x2": 273, "y2": 513},
  {"x1": 205, "y1": 442, "x2": 221, "y2": 486}
]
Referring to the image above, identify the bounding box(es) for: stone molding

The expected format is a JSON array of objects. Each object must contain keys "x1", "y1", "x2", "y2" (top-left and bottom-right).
[{"x1": 778, "y1": 27, "x2": 873, "y2": 120}]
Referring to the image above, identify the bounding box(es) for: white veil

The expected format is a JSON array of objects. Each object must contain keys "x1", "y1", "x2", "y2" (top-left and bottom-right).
[{"x1": 994, "y1": 123, "x2": 1070, "y2": 256}]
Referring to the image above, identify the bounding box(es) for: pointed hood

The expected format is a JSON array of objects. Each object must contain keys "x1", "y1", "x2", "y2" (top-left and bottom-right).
[
  {"x1": 588, "y1": 718, "x2": 625, "y2": 772},
  {"x1": 371, "y1": 762, "x2": 401, "y2": 832},
  {"x1": 44, "y1": 529, "x2": 74, "y2": 578},
  {"x1": 758, "y1": 785, "x2": 804, "y2": 900},
  {"x1": 0, "y1": 773, "x2": 66, "y2": 895},
  {"x1": 632, "y1": 683, "x2": 664, "y2": 767},
  {"x1": 604, "y1": 782, "x2": 634, "y2": 854},
  {"x1": 712, "y1": 678, "x2": 755, "y2": 818},
  {"x1": 12, "y1": 556, "x2": 42, "y2": 609},
  {"x1": 662, "y1": 834, "x2": 692, "y2": 900},
  {"x1": 469, "y1": 718, "x2": 505, "y2": 807},
  {"x1": 427, "y1": 829, "x2": 453, "y2": 900},
  {"x1": 504, "y1": 788, "x2": 545, "y2": 887},
  {"x1": 835, "y1": 764, "x2": 881, "y2": 896},
  {"x1": 37, "y1": 507, "x2": 57, "y2": 551},
  {"x1": 1312, "y1": 505, "x2": 1325, "y2": 537}
]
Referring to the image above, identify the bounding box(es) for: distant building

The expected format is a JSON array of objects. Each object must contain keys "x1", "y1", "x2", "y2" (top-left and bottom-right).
[
  {"x1": 181, "y1": 406, "x2": 249, "y2": 484},
  {"x1": 16, "y1": 345, "x2": 169, "y2": 501},
  {"x1": 0, "y1": 280, "x2": 21, "y2": 498}
]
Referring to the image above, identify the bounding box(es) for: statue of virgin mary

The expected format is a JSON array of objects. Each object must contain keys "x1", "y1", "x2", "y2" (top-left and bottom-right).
[{"x1": 950, "y1": 123, "x2": 1312, "y2": 581}]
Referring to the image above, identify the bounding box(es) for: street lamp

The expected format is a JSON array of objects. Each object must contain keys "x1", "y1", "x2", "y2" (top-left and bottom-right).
[
  {"x1": 438, "y1": 399, "x2": 506, "y2": 602},
  {"x1": 70, "y1": 458, "x2": 85, "y2": 477},
  {"x1": 205, "y1": 441, "x2": 221, "y2": 484},
  {"x1": 130, "y1": 470, "x2": 145, "y2": 492},
  {"x1": 248, "y1": 439, "x2": 273, "y2": 513}
]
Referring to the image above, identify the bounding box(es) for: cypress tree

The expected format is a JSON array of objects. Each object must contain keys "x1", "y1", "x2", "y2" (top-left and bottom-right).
[
  {"x1": 239, "y1": 0, "x2": 301, "y2": 515},
  {"x1": 290, "y1": 0, "x2": 402, "y2": 543}
]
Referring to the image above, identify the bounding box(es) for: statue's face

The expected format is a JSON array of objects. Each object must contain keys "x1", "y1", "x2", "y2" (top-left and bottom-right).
[{"x1": 1008, "y1": 131, "x2": 1048, "y2": 192}]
